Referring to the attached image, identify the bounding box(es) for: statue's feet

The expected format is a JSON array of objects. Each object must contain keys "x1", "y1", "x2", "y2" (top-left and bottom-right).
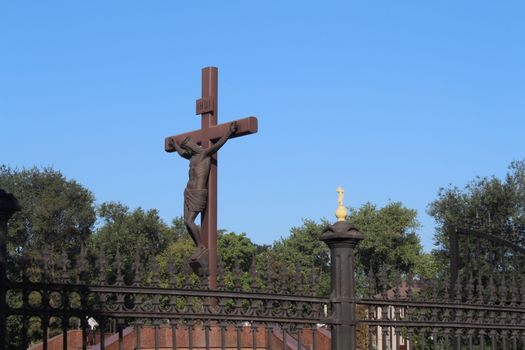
[{"x1": 189, "y1": 245, "x2": 209, "y2": 276}]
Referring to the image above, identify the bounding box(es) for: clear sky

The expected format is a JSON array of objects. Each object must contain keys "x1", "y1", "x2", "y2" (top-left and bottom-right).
[{"x1": 2, "y1": 1, "x2": 524, "y2": 252}]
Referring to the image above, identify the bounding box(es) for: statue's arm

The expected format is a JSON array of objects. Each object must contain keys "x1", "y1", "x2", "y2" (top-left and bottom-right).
[
  {"x1": 172, "y1": 138, "x2": 190, "y2": 159},
  {"x1": 204, "y1": 122, "x2": 237, "y2": 156}
]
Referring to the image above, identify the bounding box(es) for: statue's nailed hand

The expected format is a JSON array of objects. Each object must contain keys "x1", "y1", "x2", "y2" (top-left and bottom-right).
[
  {"x1": 230, "y1": 121, "x2": 238, "y2": 134},
  {"x1": 181, "y1": 137, "x2": 191, "y2": 146}
]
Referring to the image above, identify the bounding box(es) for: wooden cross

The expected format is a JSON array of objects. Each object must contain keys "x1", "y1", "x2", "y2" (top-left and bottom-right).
[{"x1": 164, "y1": 67, "x2": 258, "y2": 289}]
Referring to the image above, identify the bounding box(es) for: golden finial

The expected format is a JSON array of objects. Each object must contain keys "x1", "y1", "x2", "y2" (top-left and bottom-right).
[{"x1": 335, "y1": 187, "x2": 347, "y2": 222}]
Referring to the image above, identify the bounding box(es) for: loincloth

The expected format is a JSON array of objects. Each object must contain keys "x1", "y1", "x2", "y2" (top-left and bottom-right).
[{"x1": 184, "y1": 188, "x2": 208, "y2": 212}]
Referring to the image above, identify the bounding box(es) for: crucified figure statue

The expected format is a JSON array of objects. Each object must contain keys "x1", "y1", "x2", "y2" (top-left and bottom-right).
[{"x1": 171, "y1": 121, "x2": 238, "y2": 260}]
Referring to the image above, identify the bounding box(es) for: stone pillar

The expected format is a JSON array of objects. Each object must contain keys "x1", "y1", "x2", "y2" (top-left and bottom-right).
[
  {"x1": 320, "y1": 220, "x2": 363, "y2": 350},
  {"x1": 0, "y1": 189, "x2": 21, "y2": 349}
]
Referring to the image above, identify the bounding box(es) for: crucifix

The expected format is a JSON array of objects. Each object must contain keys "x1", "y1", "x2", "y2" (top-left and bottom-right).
[{"x1": 164, "y1": 67, "x2": 258, "y2": 289}]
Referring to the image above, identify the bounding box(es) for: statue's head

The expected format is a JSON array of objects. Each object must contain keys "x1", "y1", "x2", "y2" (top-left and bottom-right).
[{"x1": 182, "y1": 138, "x2": 202, "y2": 154}]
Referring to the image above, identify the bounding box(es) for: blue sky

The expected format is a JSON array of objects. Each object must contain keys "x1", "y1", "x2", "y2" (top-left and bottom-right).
[{"x1": 2, "y1": 1, "x2": 524, "y2": 251}]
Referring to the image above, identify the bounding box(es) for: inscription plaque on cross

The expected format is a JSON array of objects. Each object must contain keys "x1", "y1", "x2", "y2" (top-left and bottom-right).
[{"x1": 165, "y1": 67, "x2": 258, "y2": 289}]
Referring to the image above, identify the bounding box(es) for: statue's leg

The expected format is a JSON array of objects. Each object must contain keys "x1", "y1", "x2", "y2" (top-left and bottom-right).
[{"x1": 184, "y1": 203, "x2": 201, "y2": 247}]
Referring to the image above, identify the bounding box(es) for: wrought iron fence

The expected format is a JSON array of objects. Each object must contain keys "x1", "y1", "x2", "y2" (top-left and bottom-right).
[
  {"x1": 449, "y1": 222, "x2": 525, "y2": 287},
  {"x1": 4, "y1": 189, "x2": 525, "y2": 350},
  {"x1": 1, "y1": 190, "x2": 329, "y2": 349},
  {"x1": 358, "y1": 270, "x2": 525, "y2": 349},
  {"x1": 2, "y1": 247, "x2": 329, "y2": 348},
  {"x1": 356, "y1": 221, "x2": 525, "y2": 349},
  {"x1": 320, "y1": 220, "x2": 525, "y2": 350}
]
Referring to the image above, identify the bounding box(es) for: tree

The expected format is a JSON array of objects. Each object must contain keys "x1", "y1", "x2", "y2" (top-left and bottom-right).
[
  {"x1": 350, "y1": 202, "x2": 434, "y2": 279},
  {"x1": 270, "y1": 219, "x2": 331, "y2": 295},
  {"x1": 0, "y1": 166, "x2": 95, "y2": 256},
  {"x1": 218, "y1": 231, "x2": 257, "y2": 270},
  {"x1": 269, "y1": 203, "x2": 434, "y2": 297},
  {"x1": 155, "y1": 217, "x2": 195, "y2": 285},
  {"x1": 0, "y1": 166, "x2": 96, "y2": 347},
  {"x1": 90, "y1": 202, "x2": 173, "y2": 283},
  {"x1": 428, "y1": 159, "x2": 525, "y2": 275}
]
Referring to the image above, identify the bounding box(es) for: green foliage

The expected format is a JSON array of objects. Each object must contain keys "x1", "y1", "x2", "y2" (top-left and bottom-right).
[
  {"x1": 356, "y1": 306, "x2": 370, "y2": 350},
  {"x1": 156, "y1": 234, "x2": 195, "y2": 286},
  {"x1": 413, "y1": 252, "x2": 440, "y2": 278},
  {"x1": 91, "y1": 202, "x2": 174, "y2": 282},
  {"x1": 273, "y1": 219, "x2": 331, "y2": 273},
  {"x1": 218, "y1": 231, "x2": 256, "y2": 270},
  {"x1": 350, "y1": 202, "x2": 431, "y2": 277},
  {"x1": 156, "y1": 217, "x2": 194, "y2": 278},
  {"x1": 0, "y1": 165, "x2": 95, "y2": 298},
  {"x1": 270, "y1": 219, "x2": 331, "y2": 295},
  {"x1": 428, "y1": 159, "x2": 525, "y2": 274},
  {"x1": 266, "y1": 203, "x2": 432, "y2": 296},
  {"x1": 0, "y1": 166, "x2": 96, "y2": 254},
  {"x1": 429, "y1": 160, "x2": 525, "y2": 237}
]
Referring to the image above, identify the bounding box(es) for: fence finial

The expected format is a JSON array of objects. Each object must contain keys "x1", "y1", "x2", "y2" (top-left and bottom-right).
[{"x1": 335, "y1": 187, "x2": 347, "y2": 222}]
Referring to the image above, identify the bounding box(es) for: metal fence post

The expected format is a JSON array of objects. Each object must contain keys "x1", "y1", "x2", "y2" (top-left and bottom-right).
[
  {"x1": 448, "y1": 225, "x2": 459, "y2": 291},
  {"x1": 320, "y1": 220, "x2": 363, "y2": 350},
  {"x1": 0, "y1": 189, "x2": 21, "y2": 349}
]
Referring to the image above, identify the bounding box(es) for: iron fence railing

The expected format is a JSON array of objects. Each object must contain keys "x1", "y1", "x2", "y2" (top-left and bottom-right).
[
  {"x1": 4, "y1": 188, "x2": 525, "y2": 350},
  {"x1": 357, "y1": 271, "x2": 525, "y2": 349}
]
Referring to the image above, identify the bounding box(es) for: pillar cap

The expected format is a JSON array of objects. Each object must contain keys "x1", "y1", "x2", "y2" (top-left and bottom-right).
[
  {"x1": 0, "y1": 189, "x2": 21, "y2": 213},
  {"x1": 320, "y1": 221, "x2": 363, "y2": 242}
]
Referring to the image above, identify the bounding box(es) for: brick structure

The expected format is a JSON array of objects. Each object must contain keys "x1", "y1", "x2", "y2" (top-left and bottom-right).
[{"x1": 29, "y1": 325, "x2": 331, "y2": 350}]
